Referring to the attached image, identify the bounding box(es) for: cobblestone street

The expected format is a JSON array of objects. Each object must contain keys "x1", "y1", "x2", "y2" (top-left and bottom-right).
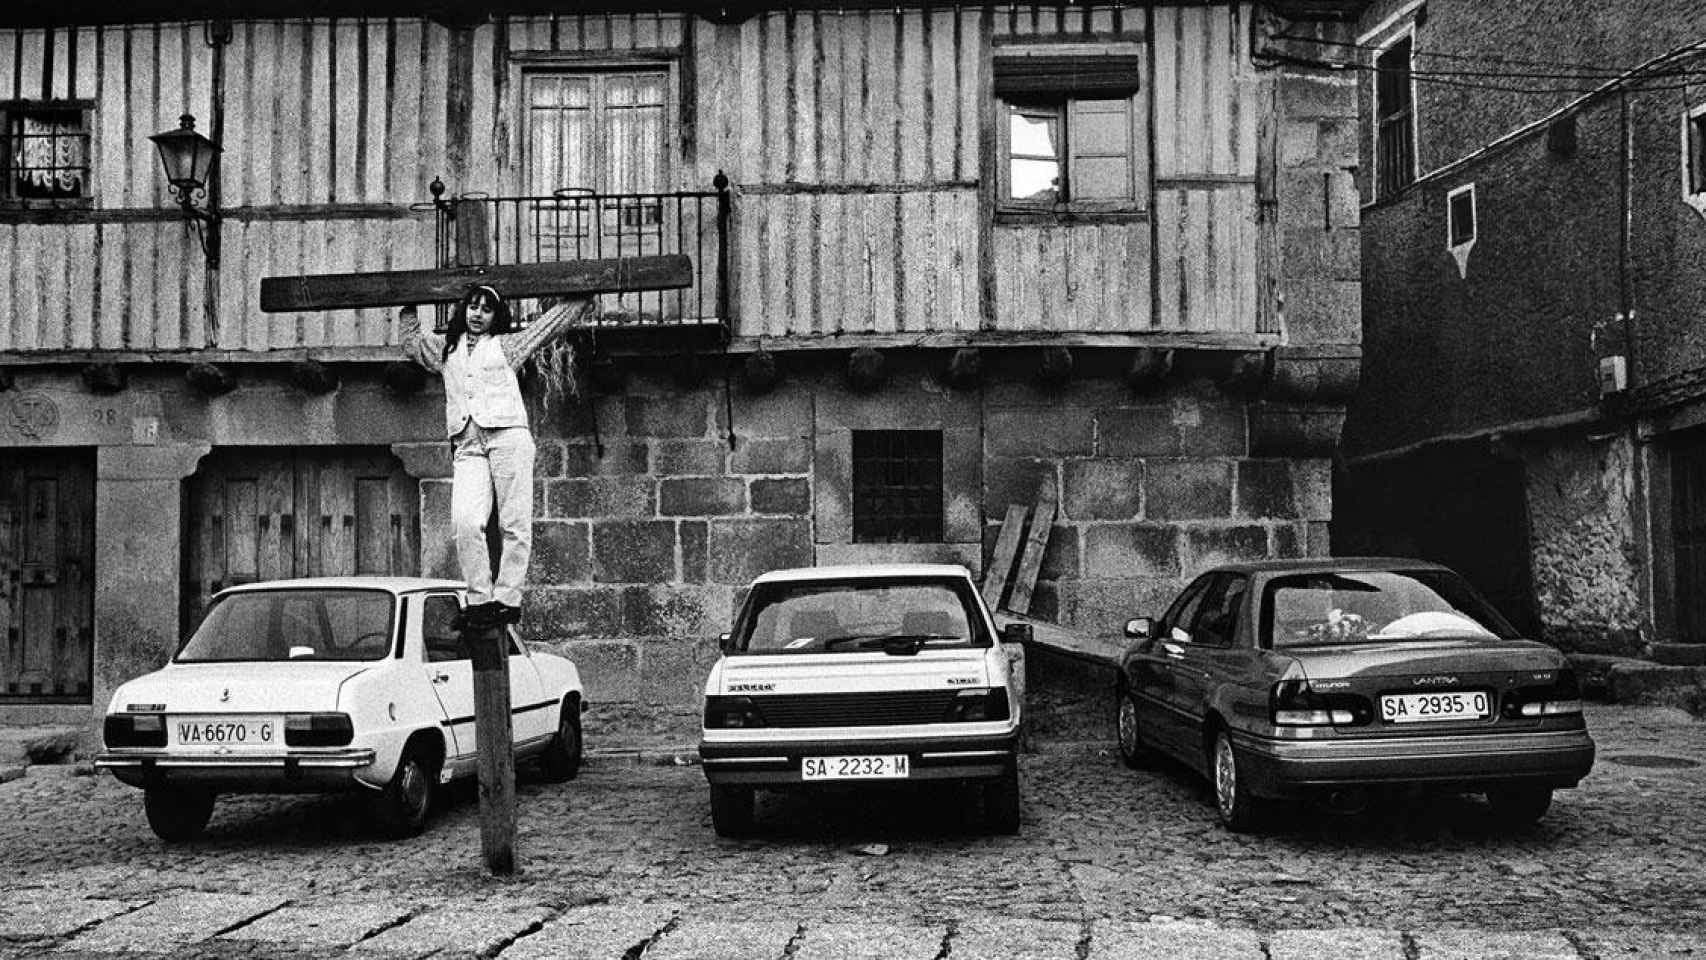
[{"x1": 2, "y1": 701, "x2": 1704, "y2": 958}]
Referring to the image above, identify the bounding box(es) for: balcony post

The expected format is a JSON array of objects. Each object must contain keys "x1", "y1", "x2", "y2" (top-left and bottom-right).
[{"x1": 714, "y1": 170, "x2": 732, "y2": 325}]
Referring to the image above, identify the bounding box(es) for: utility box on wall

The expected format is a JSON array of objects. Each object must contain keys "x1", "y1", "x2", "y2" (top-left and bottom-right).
[{"x1": 1599, "y1": 355, "x2": 1628, "y2": 397}]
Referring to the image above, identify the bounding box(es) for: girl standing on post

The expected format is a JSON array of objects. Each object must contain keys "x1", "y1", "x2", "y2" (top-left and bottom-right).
[{"x1": 401, "y1": 287, "x2": 592, "y2": 627}]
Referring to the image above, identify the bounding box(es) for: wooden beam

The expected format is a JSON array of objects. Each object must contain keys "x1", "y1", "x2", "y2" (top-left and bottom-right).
[
  {"x1": 981, "y1": 504, "x2": 1029, "y2": 611},
  {"x1": 1007, "y1": 479, "x2": 1057, "y2": 616},
  {"x1": 259, "y1": 255, "x2": 694, "y2": 313}
]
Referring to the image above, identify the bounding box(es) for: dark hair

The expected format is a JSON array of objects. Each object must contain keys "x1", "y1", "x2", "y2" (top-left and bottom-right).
[{"x1": 442, "y1": 285, "x2": 515, "y2": 362}]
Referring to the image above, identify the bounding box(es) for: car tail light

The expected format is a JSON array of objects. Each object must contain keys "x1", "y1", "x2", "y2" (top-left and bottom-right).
[
  {"x1": 1271, "y1": 680, "x2": 1368, "y2": 726},
  {"x1": 103, "y1": 713, "x2": 166, "y2": 748},
  {"x1": 704, "y1": 696, "x2": 766, "y2": 729},
  {"x1": 1502, "y1": 669, "x2": 1584, "y2": 719},
  {"x1": 284, "y1": 713, "x2": 354, "y2": 747},
  {"x1": 944, "y1": 688, "x2": 1011, "y2": 723}
]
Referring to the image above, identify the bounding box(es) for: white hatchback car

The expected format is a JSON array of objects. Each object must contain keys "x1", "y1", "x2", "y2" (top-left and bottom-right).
[
  {"x1": 96, "y1": 577, "x2": 584, "y2": 841},
  {"x1": 698, "y1": 564, "x2": 1026, "y2": 836}
]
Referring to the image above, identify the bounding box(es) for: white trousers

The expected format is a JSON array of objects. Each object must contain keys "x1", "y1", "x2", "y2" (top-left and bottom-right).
[{"x1": 451, "y1": 423, "x2": 536, "y2": 608}]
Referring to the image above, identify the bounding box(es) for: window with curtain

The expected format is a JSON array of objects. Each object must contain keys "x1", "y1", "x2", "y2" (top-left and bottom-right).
[
  {"x1": 525, "y1": 71, "x2": 668, "y2": 245},
  {"x1": 993, "y1": 53, "x2": 1143, "y2": 216},
  {"x1": 3, "y1": 103, "x2": 92, "y2": 202}
]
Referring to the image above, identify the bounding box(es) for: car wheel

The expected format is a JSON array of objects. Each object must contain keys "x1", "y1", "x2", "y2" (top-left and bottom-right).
[
  {"x1": 143, "y1": 786, "x2": 215, "y2": 842},
  {"x1": 537, "y1": 703, "x2": 583, "y2": 783},
  {"x1": 1212, "y1": 729, "x2": 1265, "y2": 833},
  {"x1": 1115, "y1": 685, "x2": 1153, "y2": 769},
  {"x1": 1486, "y1": 786, "x2": 1553, "y2": 826},
  {"x1": 372, "y1": 744, "x2": 437, "y2": 838},
  {"x1": 983, "y1": 763, "x2": 1022, "y2": 835},
  {"x1": 709, "y1": 785, "x2": 755, "y2": 837}
]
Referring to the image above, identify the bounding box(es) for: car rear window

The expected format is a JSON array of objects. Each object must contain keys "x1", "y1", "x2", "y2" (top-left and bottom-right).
[
  {"x1": 732, "y1": 578, "x2": 989, "y2": 654},
  {"x1": 1262, "y1": 570, "x2": 1518, "y2": 649},
  {"x1": 177, "y1": 589, "x2": 396, "y2": 662}
]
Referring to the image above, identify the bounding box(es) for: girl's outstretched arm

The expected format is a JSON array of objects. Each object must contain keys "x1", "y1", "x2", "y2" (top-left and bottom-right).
[
  {"x1": 499, "y1": 297, "x2": 596, "y2": 371},
  {"x1": 399, "y1": 305, "x2": 447, "y2": 372}
]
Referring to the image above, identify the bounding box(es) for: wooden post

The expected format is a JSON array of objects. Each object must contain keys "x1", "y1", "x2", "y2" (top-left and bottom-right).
[{"x1": 467, "y1": 621, "x2": 516, "y2": 875}]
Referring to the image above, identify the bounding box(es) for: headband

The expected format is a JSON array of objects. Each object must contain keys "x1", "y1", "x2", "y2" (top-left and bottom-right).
[{"x1": 468, "y1": 284, "x2": 504, "y2": 304}]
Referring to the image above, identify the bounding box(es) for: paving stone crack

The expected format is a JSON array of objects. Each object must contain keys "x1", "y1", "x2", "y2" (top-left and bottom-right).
[
  {"x1": 483, "y1": 915, "x2": 550, "y2": 959},
  {"x1": 1562, "y1": 929, "x2": 1599, "y2": 960},
  {"x1": 351, "y1": 904, "x2": 430, "y2": 947},
  {"x1": 622, "y1": 911, "x2": 681, "y2": 960},
  {"x1": 47, "y1": 896, "x2": 158, "y2": 948},
  {"x1": 208, "y1": 899, "x2": 291, "y2": 940},
  {"x1": 932, "y1": 918, "x2": 960, "y2": 960},
  {"x1": 1074, "y1": 917, "x2": 1094, "y2": 960}
]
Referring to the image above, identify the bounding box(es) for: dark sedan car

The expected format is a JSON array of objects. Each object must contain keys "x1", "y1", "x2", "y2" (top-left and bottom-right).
[{"x1": 1114, "y1": 558, "x2": 1595, "y2": 831}]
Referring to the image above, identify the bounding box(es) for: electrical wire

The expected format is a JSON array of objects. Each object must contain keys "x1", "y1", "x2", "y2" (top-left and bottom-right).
[
  {"x1": 1256, "y1": 49, "x2": 1706, "y2": 96},
  {"x1": 1267, "y1": 32, "x2": 1706, "y2": 93},
  {"x1": 1275, "y1": 29, "x2": 1706, "y2": 76}
]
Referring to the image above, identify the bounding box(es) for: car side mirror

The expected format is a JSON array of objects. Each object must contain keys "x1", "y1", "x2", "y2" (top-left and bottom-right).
[
  {"x1": 1125, "y1": 617, "x2": 1153, "y2": 640},
  {"x1": 717, "y1": 632, "x2": 732, "y2": 652},
  {"x1": 1001, "y1": 622, "x2": 1032, "y2": 645}
]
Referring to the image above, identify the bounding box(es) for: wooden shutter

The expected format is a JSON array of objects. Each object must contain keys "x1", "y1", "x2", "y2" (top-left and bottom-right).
[
  {"x1": 993, "y1": 55, "x2": 1142, "y2": 97},
  {"x1": 1068, "y1": 98, "x2": 1136, "y2": 202}
]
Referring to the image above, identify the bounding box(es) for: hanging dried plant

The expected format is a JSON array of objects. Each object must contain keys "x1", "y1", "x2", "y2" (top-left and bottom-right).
[
  {"x1": 520, "y1": 297, "x2": 594, "y2": 417},
  {"x1": 530, "y1": 335, "x2": 583, "y2": 415}
]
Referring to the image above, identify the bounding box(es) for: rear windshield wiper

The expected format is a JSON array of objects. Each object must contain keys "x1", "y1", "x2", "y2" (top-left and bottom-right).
[{"x1": 821, "y1": 633, "x2": 961, "y2": 653}]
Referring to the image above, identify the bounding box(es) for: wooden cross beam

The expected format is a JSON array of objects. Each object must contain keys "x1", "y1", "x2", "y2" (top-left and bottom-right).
[{"x1": 259, "y1": 254, "x2": 693, "y2": 313}]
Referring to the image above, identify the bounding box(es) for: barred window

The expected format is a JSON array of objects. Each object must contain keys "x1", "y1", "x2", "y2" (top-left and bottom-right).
[
  {"x1": 3, "y1": 102, "x2": 92, "y2": 202},
  {"x1": 852, "y1": 430, "x2": 944, "y2": 544}
]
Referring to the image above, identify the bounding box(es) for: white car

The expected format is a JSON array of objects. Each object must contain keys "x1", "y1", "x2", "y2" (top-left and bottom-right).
[
  {"x1": 96, "y1": 577, "x2": 585, "y2": 841},
  {"x1": 698, "y1": 564, "x2": 1026, "y2": 836}
]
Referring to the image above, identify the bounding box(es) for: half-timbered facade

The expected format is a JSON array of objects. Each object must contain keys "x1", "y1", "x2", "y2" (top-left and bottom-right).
[{"x1": 0, "y1": 1, "x2": 1363, "y2": 736}]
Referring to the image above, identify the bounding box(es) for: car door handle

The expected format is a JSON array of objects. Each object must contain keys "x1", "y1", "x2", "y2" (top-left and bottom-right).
[
  {"x1": 432, "y1": 673, "x2": 450, "y2": 684},
  {"x1": 1161, "y1": 642, "x2": 1186, "y2": 658}
]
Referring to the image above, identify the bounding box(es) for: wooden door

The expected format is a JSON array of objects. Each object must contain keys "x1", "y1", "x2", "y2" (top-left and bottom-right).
[
  {"x1": 1673, "y1": 436, "x2": 1706, "y2": 644},
  {"x1": 183, "y1": 448, "x2": 420, "y2": 632},
  {"x1": 0, "y1": 448, "x2": 94, "y2": 702}
]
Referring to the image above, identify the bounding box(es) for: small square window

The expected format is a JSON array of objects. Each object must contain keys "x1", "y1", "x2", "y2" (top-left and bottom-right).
[
  {"x1": 1447, "y1": 184, "x2": 1476, "y2": 247},
  {"x1": 851, "y1": 430, "x2": 944, "y2": 544},
  {"x1": 2, "y1": 102, "x2": 93, "y2": 202}
]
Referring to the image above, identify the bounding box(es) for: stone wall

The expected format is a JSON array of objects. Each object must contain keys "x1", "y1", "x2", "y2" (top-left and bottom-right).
[
  {"x1": 1519, "y1": 432, "x2": 1646, "y2": 655},
  {"x1": 436, "y1": 351, "x2": 1342, "y2": 738}
]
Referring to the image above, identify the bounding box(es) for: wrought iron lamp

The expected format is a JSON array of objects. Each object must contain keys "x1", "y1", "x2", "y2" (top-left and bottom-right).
[{"x1": 149, "y1": 113, "x2": 221, "y2": 268}]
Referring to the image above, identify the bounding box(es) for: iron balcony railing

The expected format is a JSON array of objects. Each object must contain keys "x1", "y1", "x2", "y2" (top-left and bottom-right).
[{"x1": 431, "y1": 175, "x2": 731, "y2": 329}]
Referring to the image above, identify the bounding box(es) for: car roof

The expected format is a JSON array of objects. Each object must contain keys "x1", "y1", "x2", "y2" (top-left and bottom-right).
[
  {"x1": 216, "y1": 576, "x2": 464, "y2": 597},
  {"x1": 1203, "y1": 556, "x2": 1454, "y2": 576},
  {"x1": 751, "y1": 563, "x2": 975, "y2": 585}
]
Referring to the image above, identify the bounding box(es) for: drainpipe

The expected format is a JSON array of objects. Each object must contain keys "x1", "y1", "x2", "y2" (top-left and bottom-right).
[{"x1": 1618, "y1": 88, "x2": 1655, "y2": 652}]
